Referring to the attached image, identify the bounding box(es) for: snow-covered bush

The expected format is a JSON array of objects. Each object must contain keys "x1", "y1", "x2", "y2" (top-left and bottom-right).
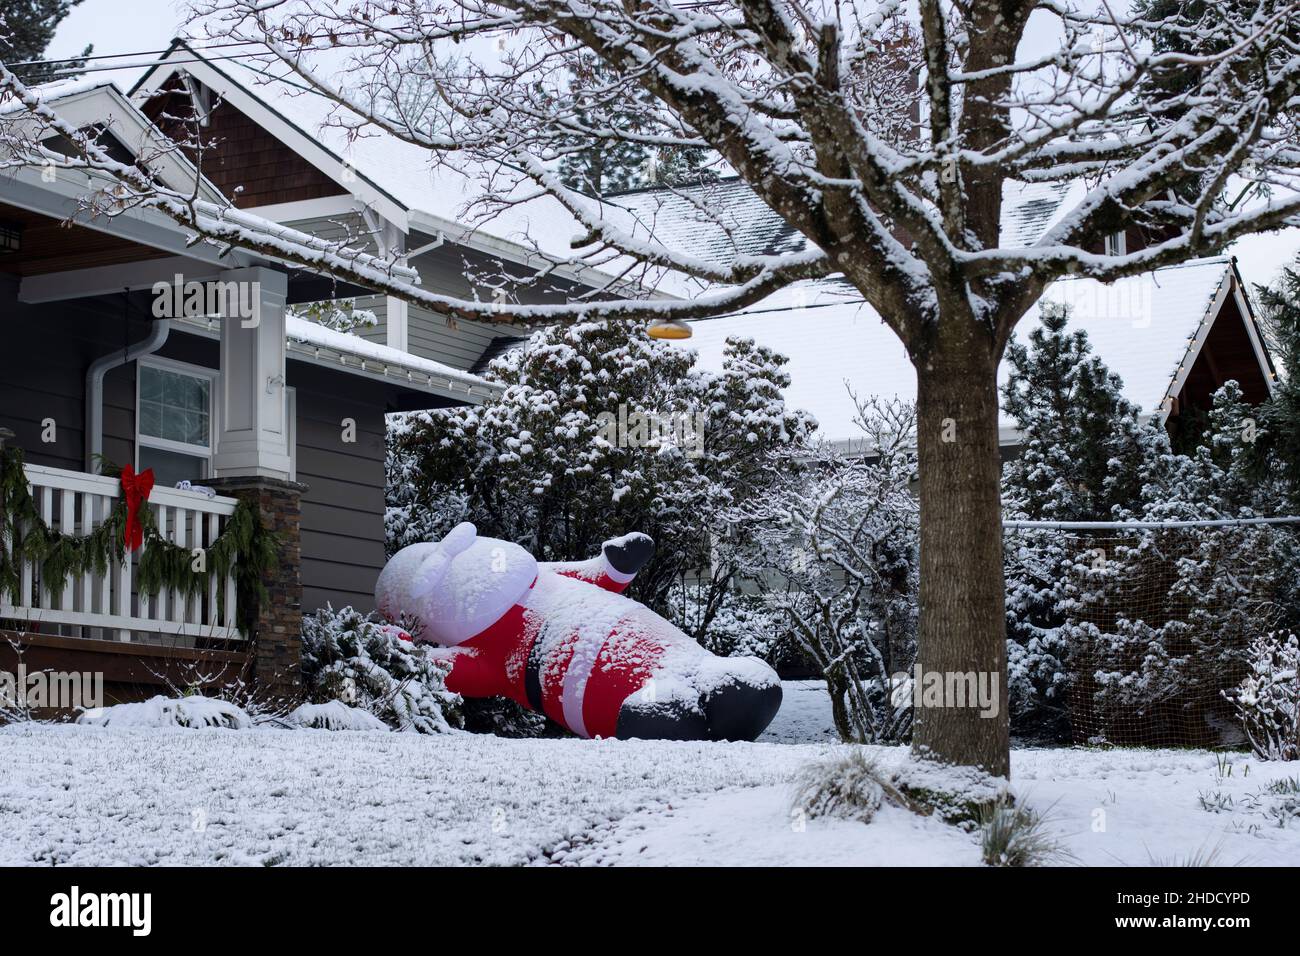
[
  {"x1": 287, "y1": 700, "x2": 390, "y2": 732},
  {"x1": 77, "y1": 695, "x2": 251, "y2": 729},
  {"x1": 1061, "y1": 386, "x2": 1299, "y2": 747},
  {"x1": 668, "y1": 583, "x2": 789, "y2": 662},
  {"x1": 300, "y1": 605, "x2": 462, "y2": 734},
  {"x1": 730, "y1": 398, "x2": 918, "y2": 744},
  {"x1": 1002, "y1": 305, "x2": 1300, "y2": 746},
  {"x1": 1001, "y1": 302, "x2": 1164, "y2": 741},
  {"x1": 460, "y1": 696, "x2": 554, "y2": 738},
  {"x1": 790, "y1": 749, "x2": 1007, "y2": 832},
  {"x1": 386, "y1": 320, "x2": 812, "y2": 617},
  {"x1": 1228, "y1": 632, "x2": 1299, "y2": 761}
]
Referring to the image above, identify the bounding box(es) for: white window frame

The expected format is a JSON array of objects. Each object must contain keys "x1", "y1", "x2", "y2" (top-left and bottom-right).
[
  {"x1": 1104, "y1": 230, "x2": 1127, "y2": 256},
  {"x1": 135, "y1": 355, "x2": 218, "y2": 479},
  {"x1": 135, "y1": 356, "x2": 298, "y2": 482}
]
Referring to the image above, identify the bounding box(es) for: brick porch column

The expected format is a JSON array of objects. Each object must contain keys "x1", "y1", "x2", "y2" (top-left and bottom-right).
[
  {"x1": 209, "y1": 266, "x2": 303, "y2": 705},
  {"x1": 209, "y1": 476, "x2": 308, "y2": 704}
]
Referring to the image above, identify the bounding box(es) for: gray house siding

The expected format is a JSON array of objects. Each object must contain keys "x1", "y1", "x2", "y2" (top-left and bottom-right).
[
  {"x1": 0, "y1": 283, "x2": 139, "y2": 473},
  {"x1": 1, "y1": 278, "x2": 412, "y2": 619},
  {"x1": 288, "y1": 362, "x2": 391, "y2": 613}
]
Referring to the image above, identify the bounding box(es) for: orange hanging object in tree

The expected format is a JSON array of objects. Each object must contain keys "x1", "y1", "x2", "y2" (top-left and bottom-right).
[{"x1": 120, "y1": 465, "x2": 155, "y2": 552}]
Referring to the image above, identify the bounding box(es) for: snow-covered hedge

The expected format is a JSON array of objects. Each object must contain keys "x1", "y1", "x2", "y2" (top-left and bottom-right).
[
  {"x1": 300, "y1": 605, "x2": 463, "y2": 734},
  {"x1": 77, "y1": 695, "x2": 252, "y2": 729}
]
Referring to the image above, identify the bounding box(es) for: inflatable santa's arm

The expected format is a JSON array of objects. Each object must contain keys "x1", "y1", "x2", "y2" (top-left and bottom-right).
[{"x1": 541, "y1": 532, "x2": 654, "y2": 595}]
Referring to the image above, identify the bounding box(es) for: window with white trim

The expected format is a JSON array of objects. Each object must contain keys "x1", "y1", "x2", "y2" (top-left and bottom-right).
[
  {"x1": 1104, "y1": 231, "x2": 1127, "y2": 256},
  {"x1": 136, "y1": 359, "x2": 214, "y2": 487},
  {"x1": 136, "y1": 359, "x2": 298, "y2": 487}
]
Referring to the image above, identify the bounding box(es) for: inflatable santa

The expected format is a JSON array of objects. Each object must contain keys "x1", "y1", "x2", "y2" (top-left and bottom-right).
[{"x1": 376, "y1": 523, "x2": 782, "y2": 741}]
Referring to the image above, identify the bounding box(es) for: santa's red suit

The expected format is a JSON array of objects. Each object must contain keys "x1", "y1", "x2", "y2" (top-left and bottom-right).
[{"x1": 376, "y1": 523, "x2": 781, "y2": 741}]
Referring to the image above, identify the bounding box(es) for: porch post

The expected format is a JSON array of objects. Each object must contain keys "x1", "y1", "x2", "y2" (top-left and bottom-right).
[
  {"x1": 385, "y1": 224, "x2": 409, "y2": 352},
  {"x1": 210, "y1": 266, "x2": 304, "y2": 706},
  {"x1": 213, "y1": 267, "x2": 292, "y2": 479}
]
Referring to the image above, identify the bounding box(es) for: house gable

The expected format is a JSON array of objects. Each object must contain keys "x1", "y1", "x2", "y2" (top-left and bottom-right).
[
  {"x1": 1169, "y1": 272, "x2": 1274, "y2": 417},
  {"x1": 141, "y1": 83, "x2": 349, "y2": 209}
]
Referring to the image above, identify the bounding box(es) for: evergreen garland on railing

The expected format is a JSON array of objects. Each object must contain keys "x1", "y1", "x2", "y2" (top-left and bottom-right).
[{"x1": 0, "y1": 447, "x2": 277, "y2": 634}]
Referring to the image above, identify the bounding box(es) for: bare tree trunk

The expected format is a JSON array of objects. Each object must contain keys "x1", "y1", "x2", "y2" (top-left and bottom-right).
[{"x1": 910, "y1": 330, "x2": 1011, "y2": 777}]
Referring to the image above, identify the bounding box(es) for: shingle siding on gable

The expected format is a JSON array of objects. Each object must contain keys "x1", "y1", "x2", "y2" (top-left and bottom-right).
[{"x1": 143, "y1": 92, "x2": 348, "y2": 209}]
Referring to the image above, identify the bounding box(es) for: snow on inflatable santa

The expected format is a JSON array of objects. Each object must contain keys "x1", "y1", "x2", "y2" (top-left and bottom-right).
[{"x1": 376, "y1": 522, "x2": 782, "y2": 741}]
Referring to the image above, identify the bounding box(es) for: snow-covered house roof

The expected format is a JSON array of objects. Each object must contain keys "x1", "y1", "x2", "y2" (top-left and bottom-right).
[
  {"x1": 2, "y1": 78, "x2": 227, "y2": 205},
  {"x1": 128, "y1": 41, "x2": 652, "y2": 298},
  {"x1": 3, "y1": 78, "x2": 499, "y2": 405},
  {"x1": 609, "y1": 176, "x2": 1092, "y2": 263},
  {"x1": 671, "y1": 257, "x2": 1273, "y2": 449}
]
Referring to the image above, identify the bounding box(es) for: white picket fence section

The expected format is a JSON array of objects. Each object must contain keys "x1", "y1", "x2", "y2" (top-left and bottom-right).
[{"x1": 0, "y1": 463, "x2": 243, "y2": 644}]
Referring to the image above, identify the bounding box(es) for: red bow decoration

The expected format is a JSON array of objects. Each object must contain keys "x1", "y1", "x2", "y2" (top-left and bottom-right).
[{"x1": 120, "y1": 465, "x2": 155, "y2": 553}]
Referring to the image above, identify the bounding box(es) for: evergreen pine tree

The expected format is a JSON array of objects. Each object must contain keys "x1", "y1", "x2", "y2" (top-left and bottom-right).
[
  {"x1": 556, "y1": 53, "x2": 717, "y2": 195},
  {"x1": 1256, "y1": 264, "x2": 1300, "y2": 508},
  {"x1": 557, "y1": 53, "x2": 654, "y2": 195},
  {"x1": 388, "y1": 320, "x2": 811, "y2": 617},
  {"x1": 1000, "y1": 302, "x2": 1165, "y2": 740},
  {"x1": 0, "y1": 0, "x2": 92, "y2": 83}
]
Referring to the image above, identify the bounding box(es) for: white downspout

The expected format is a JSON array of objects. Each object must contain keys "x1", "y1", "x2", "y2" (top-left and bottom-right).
[{"x1": 85, "y1": 316, "x2": 171, "y2": 472}]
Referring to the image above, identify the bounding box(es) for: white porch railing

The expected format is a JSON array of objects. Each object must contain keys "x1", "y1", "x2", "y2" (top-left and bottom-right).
[{"x1": 1, "y1": 463, "x2": 244, "y2": 644}]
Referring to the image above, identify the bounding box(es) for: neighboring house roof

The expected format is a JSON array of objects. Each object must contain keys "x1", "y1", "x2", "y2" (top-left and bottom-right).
[
  {"x1": 608, "y1": 176, "x2": 1091, "y2": 263},
  {"x1": 469, "y1": 335, "x2": 529, "y2": 375},
  {"x1": 610, "y1": 178, "x2": 807, "y2": 263},
  {"x1": 999, "y1": 179, "x2": 1088, "y2": 249},
  {"x1": 671, "y1": 257, "x2": 1273, "y2": 448}
]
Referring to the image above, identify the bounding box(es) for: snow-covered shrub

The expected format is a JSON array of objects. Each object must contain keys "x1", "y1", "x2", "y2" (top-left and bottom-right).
[
  {"x1": 978, "y1": 795, "x2": 1070, "y2": 867},
  {"x1": 1261, "y1": 777, "x2": 1300, "y2": 827},
  {"x1": 287, "y1": 700, "x2": 390, "y2": 732},
  {"x1": 730, "y1": 398, "x2": 918, "y2": 744},
  {"x1": 386, "y1": 320, "x2": 812, "y2": 615},
  {"x1": 790, "y1": 750, "x2": 1007, "y2": 832},
  {"x1": 1000, "y1": 302, "x2": 1165, "y2": 742},
  {"x1": 889, "y1": 757, "x2": 1007, "y2": 829},
  {"x1": 1228, "y1": 632, "x2": 1299, "y2": 761},
  {"x1": 1061, "y1": 386, "x2": 1299, "y2": 748},
  {"x1": 301, "y1": 605, "x2": 462, "y2": 734},
  {"x1": 1002, "y1": 305, "x2": 1300, "y2": 746},
  {"x1": 668, "y1": 583, "x2": 789, "y2": 662},
  {"x1": 77, "y1": 695, "x2": 251, "y2": 729}
]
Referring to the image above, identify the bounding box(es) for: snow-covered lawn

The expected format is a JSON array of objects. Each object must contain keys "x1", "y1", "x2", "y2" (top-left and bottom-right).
[{"x1": 2, "y1": 682, "x2": 1297, "y2": 866}]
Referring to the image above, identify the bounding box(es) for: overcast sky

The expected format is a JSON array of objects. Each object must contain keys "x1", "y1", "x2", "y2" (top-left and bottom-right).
[{"x1": 44, "y1": 0, "x2": 1300, "y2": 291}]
